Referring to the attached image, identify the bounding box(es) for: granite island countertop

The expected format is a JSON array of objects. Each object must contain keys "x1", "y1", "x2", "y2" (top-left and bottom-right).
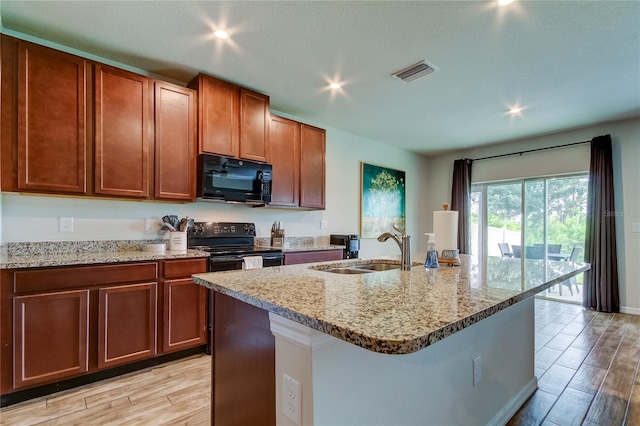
[
  {"x1": 193, "y1": 254, "x2": 589, "y2": 355},
  {"x1": 1, "y1": 248, "x2": 209, "y2": 269}
]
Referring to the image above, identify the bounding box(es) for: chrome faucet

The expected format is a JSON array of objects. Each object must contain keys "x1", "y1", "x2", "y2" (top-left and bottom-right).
[{"x1": 377, "y1": 224, "x2": 411, "y2": 270}]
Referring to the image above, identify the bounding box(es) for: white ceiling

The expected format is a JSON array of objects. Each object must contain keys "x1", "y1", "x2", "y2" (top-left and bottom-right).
[{"x1": 2, "y1": 1, "x2": 639, "y2": 155}]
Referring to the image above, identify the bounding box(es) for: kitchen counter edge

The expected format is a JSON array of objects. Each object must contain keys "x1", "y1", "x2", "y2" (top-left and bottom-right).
[{"x1": 1, "y1": 249, "x2": 210, "y2": 269}]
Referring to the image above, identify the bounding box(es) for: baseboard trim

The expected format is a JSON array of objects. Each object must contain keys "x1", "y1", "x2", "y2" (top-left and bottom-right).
[
  {"x1": 488, "y1": 376, "x2": 538, "y2": 426},
  {"x1": 620, "y1": 306, "x2": 640, "y2": 315}
]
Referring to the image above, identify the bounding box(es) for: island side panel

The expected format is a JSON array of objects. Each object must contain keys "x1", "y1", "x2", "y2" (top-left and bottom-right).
[
  {"x1": 311, "y1": 298, "x2": 536, "y2": 425},
  {"x1": 213, "y1": 292, "x2": 275, "y2": 425}
]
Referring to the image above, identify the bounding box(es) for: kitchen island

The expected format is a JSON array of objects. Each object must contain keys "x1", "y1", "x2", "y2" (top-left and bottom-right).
[{"x1": 193, "y1": 254, "x2": 589, "y2": 425}]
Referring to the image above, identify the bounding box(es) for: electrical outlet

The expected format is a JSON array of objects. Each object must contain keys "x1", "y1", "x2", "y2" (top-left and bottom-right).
[
  {"x1": 320, "y1": 220, "x2": 328, "y2": 229},
  {"x1": 145, "y1": 218, "x2": 161, "y2": 234},
  {"x1": 282, "y1": 373, "x2": 301, "y2": 425},
  {"x1": 59, "y1": 217, "x2": 74, "y2": 232},
  {"x1": 473, "y1": 356, "x2": 482, "y2": 386}
]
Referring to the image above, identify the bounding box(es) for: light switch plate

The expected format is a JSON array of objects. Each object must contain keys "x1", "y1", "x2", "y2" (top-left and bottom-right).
[{"x1": 632, "y1": 223, "x2": 640, "y2": 233}]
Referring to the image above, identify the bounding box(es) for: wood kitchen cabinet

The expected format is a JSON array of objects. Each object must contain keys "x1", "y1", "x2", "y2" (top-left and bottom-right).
[
  {"x1": 1, "y1": 37, "x2": 90, "y2": 194},
  {"x1": 269, "y1": 116, "x2": 326, "y2": 210},
  {"x1": 13, "y1": 290, "x2": 90, "y2": 389},
  {"x1": 162, "y1": 259, "x2": 208, "y2": 353},
  {"x1": 98, "y1": 282, "x2": 158, "y2": 369},
  {"x1": 154, "y1": 82, "x2": 197, "y2": 201},
  {"x1": 269, "y1": 115, "x2": 300, "y2": 207},
  {"x1": 94, "y1": 64, "x2": 151, "y2": 198},
  {"x1": 299, "y1": 124, "x2": 326, "y2": 209},
  {"x1": 239, "y1": 88, "x2": 270, "y2": 162},
  {"x1": 1, "y1": 259, "x2": 208, "y2": 401},
  {"x1": 189, "y1": 73, "x2": 270, "y2": 162},
  {"x1": 2, "y1": 35, "x2": 197, "y2": 202}
]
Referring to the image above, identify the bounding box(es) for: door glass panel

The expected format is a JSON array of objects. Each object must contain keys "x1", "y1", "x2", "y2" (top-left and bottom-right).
[
  {"x1": 487, "y1": 183, "x2": 522, "y2": 258},
  {"x1": 479, "y1": 175, "x2": 587, "y2": 303}
]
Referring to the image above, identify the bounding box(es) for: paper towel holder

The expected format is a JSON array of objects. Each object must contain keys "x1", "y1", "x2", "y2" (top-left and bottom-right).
[{"x1": 436, "y1": 201, "x2": 460, "y2": 265}]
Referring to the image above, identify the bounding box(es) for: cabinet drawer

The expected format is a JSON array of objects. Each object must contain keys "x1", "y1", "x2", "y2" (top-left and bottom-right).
[
  {"x1": 14, "y1": 263, "x2": 158, "y2": 294},
  {"x1": 283, "y1": 250, "x2": 343, "y2": 265},
  {"x1": 163, "y1": 258, "x2": 207, "y2": 279}
]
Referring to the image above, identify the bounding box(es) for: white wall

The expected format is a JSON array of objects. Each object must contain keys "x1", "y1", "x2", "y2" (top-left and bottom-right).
[{"x1": 424, "y1": 117, "x2": 640, "y2": 313}]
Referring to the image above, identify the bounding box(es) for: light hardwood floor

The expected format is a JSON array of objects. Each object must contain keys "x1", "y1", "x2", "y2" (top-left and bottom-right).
[
  {"x1": 0, "y1": 354, "x2": 211, "y2": 425},
  {"x1": 1, "y1": 299, "x2": 638, "y2": 425}
]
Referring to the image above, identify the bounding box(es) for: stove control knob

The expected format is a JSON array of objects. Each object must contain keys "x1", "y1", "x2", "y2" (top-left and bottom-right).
[
  {"x1": 230, "y1": 226, "x2": 236, "y2": 233},
  {"x1": 248, "y1": 224, "x2": 255, "y2": 233}
]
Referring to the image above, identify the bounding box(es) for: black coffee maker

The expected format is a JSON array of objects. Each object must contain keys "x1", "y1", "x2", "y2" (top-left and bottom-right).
[{"x1": 330, "y1": 234, "x2": 360, "y2": 259}]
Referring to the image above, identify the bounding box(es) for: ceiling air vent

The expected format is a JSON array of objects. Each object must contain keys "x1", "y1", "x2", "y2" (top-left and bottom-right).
[{"x1": 392, "y1": 61, "x2": 436, "y2": 83}]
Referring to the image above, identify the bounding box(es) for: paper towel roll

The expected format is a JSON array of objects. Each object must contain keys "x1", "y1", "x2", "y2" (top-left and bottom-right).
[{"x1": 433, "y1": 210, "x2": 458, "y2": 252}]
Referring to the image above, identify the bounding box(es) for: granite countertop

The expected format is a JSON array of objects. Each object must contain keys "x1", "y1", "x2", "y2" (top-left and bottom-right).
[
  {"x1": 1, "y1": 249, "x2": 209, "y2": 269},
  {"x1": 193, "y1": 254, "x2": 589, "y2": 355}
]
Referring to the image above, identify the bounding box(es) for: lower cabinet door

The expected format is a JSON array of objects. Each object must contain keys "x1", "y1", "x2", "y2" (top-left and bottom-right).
[
  {"x1": 98, "y1": 282, "x2": 157, "y2": 369},
  {"x1": 163, "y1": 279, "x2": 207, "y2": 352},
  {"x1": 13, "y1": 289, "x2": 89, "y2": 389}
]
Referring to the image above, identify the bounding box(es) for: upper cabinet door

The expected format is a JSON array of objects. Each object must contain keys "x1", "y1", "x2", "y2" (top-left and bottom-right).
[
  {"x1": 17, "y1": 42, "x2": 88, "y2": 194},
  {"x1": 299, "y1": 124, "x2": 326, "y2": 209},
  {"x1": 269, "y1": 115, "x2": 300, "y2": 207},
  {"x1": 239, "y1": 88, "x2": 270, "y2": 163},
  {"x1": 154, "y1": 82, "x2": 196, "y2": 201},
  {"x1": 190, "y1": 74, "x2": 239, "y2": 158},
  {"x1": 95, "y1": 64, "x2": 150, "y2": 198}
]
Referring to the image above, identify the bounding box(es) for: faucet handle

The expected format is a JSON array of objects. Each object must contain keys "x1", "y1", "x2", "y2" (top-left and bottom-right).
[{"x1": 392, "y1": 223, "x2": 407, "y2": 236}]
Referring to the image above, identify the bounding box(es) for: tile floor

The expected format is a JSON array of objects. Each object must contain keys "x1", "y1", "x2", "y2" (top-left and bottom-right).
[
  {"x1": 1, "y1": 298, "x2": 638, "y2": 425},
  {"x1": 508, "y1": 298, "x2": 640, "y2": 426}
]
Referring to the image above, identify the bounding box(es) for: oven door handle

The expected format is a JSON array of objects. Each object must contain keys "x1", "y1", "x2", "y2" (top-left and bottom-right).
[
  {"x1": 258, "y1": 254, "x2": 284, "y2": 261},
  {"x1": 209, "y1": 255, "x2": 245, "y2": 263}
]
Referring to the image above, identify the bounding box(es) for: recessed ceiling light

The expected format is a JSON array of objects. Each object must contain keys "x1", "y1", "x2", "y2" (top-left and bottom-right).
[
  {"x1": 214, "y1": 29, "x2": 229, "y2": 40},
  {"x1": 497, "y1": 0, "x2": 515, "y2": 6},
  {"x1": 329, "y1": 83, "x2": 341, "y2": 90},
  {"x1": 507, "y1": 106, "x2": 523, "y2": 115}
]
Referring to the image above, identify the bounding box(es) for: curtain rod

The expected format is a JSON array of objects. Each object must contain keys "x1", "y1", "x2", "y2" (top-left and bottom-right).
[{"x1": 472, "y1": 140, "x2": 590, "y2": 162}]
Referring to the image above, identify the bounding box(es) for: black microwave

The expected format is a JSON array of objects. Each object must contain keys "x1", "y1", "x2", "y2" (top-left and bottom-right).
[{"x1": 197, "y1": 154, "x2": 272, "y2": 206}]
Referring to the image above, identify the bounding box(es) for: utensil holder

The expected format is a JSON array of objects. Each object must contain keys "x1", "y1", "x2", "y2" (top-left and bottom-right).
[{"x1": 169, "y1": 232, "x2": 187, "y2": 251}]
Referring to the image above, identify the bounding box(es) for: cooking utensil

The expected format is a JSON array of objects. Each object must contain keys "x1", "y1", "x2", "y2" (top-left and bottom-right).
[
  {"x1": 178, "y1": 216, "x2": 189, "y2": 232},
  {"x1": 162, "y1": 222, "x2": 176, "y2": 232},
  {"x1": 169, "y1": 215, "x2": 179, "y2": 230}
]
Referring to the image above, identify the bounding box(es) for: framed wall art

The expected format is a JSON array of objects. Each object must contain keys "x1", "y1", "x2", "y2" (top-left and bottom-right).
[{"x1": 360, "y1": 162, "x2": 406, "y2": 238}]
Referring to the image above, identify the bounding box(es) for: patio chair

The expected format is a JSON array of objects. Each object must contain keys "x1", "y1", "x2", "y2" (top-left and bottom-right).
[
  {"x1": 561, "y1": 246, "x2": 582, "y2": 295},
  {"x1": 512, "y1": 245, "x2": 521, "y2": 258},
  {"x1": 498, "y1": 243, "x2": 513, "y2": 257}
]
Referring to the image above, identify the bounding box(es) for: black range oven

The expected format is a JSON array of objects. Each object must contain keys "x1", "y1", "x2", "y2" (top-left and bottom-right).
[{"x1": 188, "y1": 222, "x2": 283, "y2": 353}]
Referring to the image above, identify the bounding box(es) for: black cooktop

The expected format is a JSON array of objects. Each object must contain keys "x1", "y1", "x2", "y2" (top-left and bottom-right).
[{"x1": 187, "y1": 222, "x2": 281, "y2": 257}]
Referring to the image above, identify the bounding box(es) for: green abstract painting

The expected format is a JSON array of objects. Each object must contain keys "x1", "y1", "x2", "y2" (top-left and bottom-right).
[{"x1": 360, "y1": 163, "x2": 406, "y2": 238}]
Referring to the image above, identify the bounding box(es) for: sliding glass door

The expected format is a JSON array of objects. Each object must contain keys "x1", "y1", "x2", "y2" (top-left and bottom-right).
[{"x1": 472, "y1": 174, "x2": 587, "y2": 302}]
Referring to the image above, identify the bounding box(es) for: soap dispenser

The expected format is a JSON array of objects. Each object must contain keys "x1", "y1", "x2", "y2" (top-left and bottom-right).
[{"x1": 424, "y1": 233, "x2": 439, "y2": 269}]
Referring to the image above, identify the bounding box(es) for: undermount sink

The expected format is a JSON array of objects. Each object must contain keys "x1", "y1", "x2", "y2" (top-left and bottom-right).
[
  {"x1": 353, "y1": 263, "x2": 401, "y2": 271},
  {"x1": 324, "y1": 268, "x2": 373, "y2": 274}
]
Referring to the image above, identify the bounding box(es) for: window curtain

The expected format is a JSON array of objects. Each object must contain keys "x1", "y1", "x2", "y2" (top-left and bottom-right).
[
  {"x1": 450, "y1": 159, "x2": 473, "y2": 254},
  {"x1": 584, "y1": 135, "x2": 619, "y2": 312}
]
